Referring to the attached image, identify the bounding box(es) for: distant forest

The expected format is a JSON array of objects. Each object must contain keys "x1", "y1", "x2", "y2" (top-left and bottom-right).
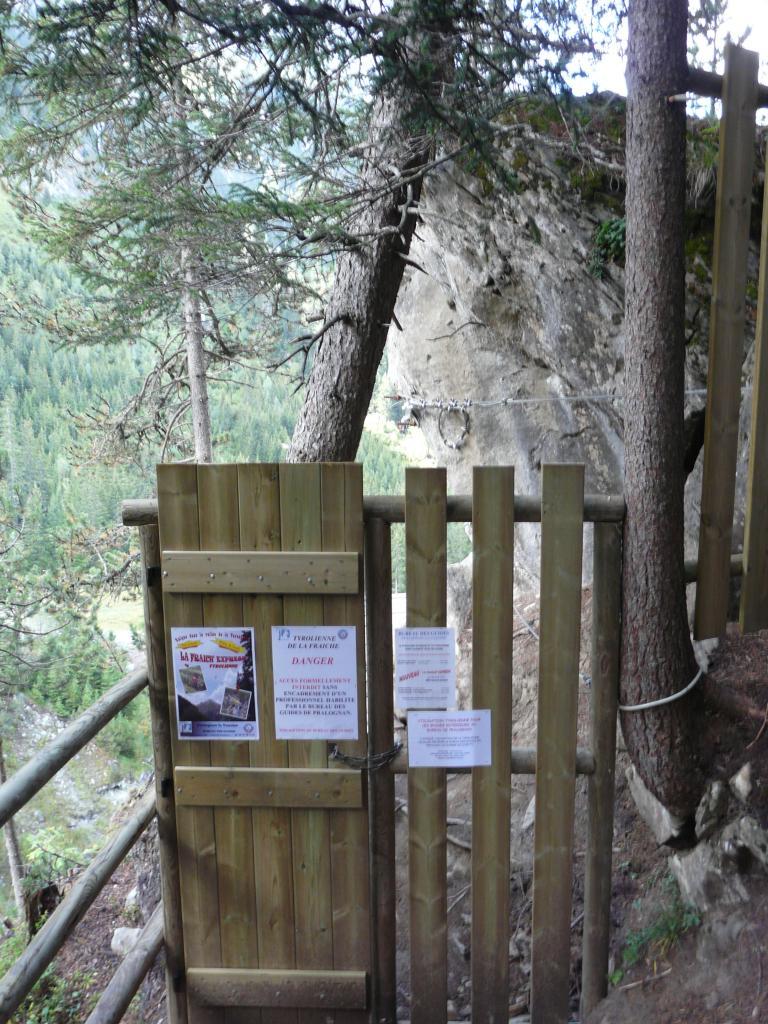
[{"x1": 0, "y1": 191, "x2": 469, "y2": 762}]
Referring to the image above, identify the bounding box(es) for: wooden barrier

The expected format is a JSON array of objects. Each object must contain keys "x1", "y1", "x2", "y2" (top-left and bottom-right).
[
  {"x1": 0, "y1": 669, "x2": 148, "y2": 829},
  {"x1": 581, "y1": 522, "x2": 622, "y2": 1018},
  {"x1": 365, "y1": 517, "x2": 397, "y2": 1024},
  {"x1": 530, "y1": 465, "x2": 585, "y2": 1024},
  {"x1": 123, "y1": 493, "x2": 626, "y2": 527},
  {"x1": 695, "y1": 42, "x2": 760, "y2": 639},
  {"x1": 740, "y1": 152, "x2": 768, "y2": 633},
  {"x1": 84, "y1": 904, "x2": 165, "y2": 1024},
  {"x1": 470, "y1": 466, "x2": 515, "y2": 1024},
  {"x1": 140, "y1": 523, "x2": 187, "y2": 1024},
  {"x1": 406, "y1": 468, "x2": 448, "y2": 1024},
  {"x1": 0, "y1": 789, "x2": 155, "y2": 1020}
]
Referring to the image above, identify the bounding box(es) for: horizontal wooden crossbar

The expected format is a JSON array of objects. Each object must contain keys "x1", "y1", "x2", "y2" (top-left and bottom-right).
[
  {"x1": 161, "y1": 550, "x2": 359, "y2": 593},
  {"x1": 123, "y1": 492, "x2": 627, "y2": 526},
  {"x1": 174, "y1": 766, "x2": 363, "y2": 808},
  {"x1": 187, "y1": 968, "x2": 368, "y2": 1008}
]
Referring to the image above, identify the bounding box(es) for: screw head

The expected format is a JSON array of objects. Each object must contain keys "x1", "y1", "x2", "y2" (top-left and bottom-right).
[{"x1": 209, "y1": 572, "x2": 216, "y2": 579}]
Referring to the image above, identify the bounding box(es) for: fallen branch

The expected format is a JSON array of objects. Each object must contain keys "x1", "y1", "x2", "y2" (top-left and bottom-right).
[{"x1": 618, "y1": 967, "x2": 672, "y2": 992}]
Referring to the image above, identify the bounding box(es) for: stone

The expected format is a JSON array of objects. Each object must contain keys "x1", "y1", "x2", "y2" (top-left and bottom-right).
[
  {"x1": 123, "y1": 886, "x2": 139, "y2": 916},
  {"x1": 388, "y1": 135, "x2": 758, "y2": 587},
  {"x1": 670, "y1": 843, "x2": 749, "y2": 914},
  {"x1": 730, "y1": 763, "x2": 752, "y2": 803},
  {"x1": 695, "y1": 780, "x2": 727, "y2": 840},
  {"x1": 625, "y1": 764, "x2": 687, "y2": 845},
  {"x1": 521, "y1": 796, "x2": 536, "y2": 832},
  {"x1": 723, "y1": 815, "x2": 768, "y2": 870},
  {"x1": 111, "y1": 926, "x2": 142, "y2": 958}
]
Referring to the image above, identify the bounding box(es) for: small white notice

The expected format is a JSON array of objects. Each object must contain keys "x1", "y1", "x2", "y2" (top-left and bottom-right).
[
  {"x1": 408, "y1": 710, "x2": 492, "y2": 768},
  {"x1": 272, "y1": 626, "x2": 358, "y2": 740},
  {"x1": 395, "y1": 627, "x2": 456, "y2": 709}
]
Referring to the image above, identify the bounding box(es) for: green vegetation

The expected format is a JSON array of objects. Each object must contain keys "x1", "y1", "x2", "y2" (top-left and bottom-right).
[
  {"x1": 588, "y1": 216, "x2": 626, "y2": 278},
  {"x1": 0, "y1": 929, "x2": 93, "y2": 1023},
  {"x1": 609, "y1": 877, "x2": 701, "y2": 986}
]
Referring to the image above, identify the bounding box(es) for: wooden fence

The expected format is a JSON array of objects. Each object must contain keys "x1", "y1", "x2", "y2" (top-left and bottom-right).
[
  {"x1": 0, "y1": 47, "x2": 764, "y2": 1024},
  {"x1": 120, "y1": 463, "x2": 623, "y2": 1024},
  {"x1": 695, "y1": 42, "x2": 768, "y2": 639}
]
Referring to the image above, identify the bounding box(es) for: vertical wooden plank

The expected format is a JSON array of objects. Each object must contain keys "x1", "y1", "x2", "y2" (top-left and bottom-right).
[
  {"x1": 741, "y1": 153, "x2": 768, "y2": 633},
  {"x1": 279, "y1": 464, "x2": 333, "y2": 1024},
  {"x1": 471, "y1": 467, "x2": 515, "y2": 1024},
  {"x1": 158, "y1": 463, "x2": 220, "y2": 1024},
  {"x1": 197, "y1": 465, "x2": 259, "y2": 1024},
  {"x1": 139, "y1": 524, "x2": 188, "y2": 1024},
  {"x1": 322, "y1": 464, "x2": 370, "y2": 1024},
  {"x1": 530, "y1": 464, "x2": 584, "y2": 1024},
  {"x1": 695, "y1": 42, "x2": 760, "y2": 640},
  {"x1": 580, "y1": 522, "x2": 622, "y2": 1019},
  {"x1": 239, "y1": 464, "x2": 297, "y2": 1024},
  {"x1": 365, "y1": 518, "x2": 397, "y2": 1024},
  {"x1": 406, "y1": 467, "x2": 448, "y2": 1024}
]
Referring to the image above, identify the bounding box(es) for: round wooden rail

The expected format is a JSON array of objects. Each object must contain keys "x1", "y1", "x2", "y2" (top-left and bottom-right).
[
  {"x1": 122, "y1": 493, "x2": 626, "y2": 527},
  {"x1": 0, "y1": 788, "x2": 156, "y2": 1020},
  {"x1": 0, "y1": 669, "x2": 148, "y2": 829},
  {"x1": 84, "y1": 903, "x2": 164, "y2": 1024}
]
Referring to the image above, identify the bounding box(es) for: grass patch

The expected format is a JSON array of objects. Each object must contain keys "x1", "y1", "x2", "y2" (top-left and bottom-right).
[{"x1": 609, "y1": 877, "x2": 701, "y2": 986}]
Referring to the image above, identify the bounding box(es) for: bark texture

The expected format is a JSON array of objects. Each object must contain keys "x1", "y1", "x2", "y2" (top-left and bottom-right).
[
  {"x1": 621, "y1": 0, "x2": 703, "y2": 818},
  {"x1": 287, "y1": 98, "x2": 430, "y2": 462},
  {"x1": 0, "y1": 740, "x2": 25, "y2": 916},
  {"x1": 181, "y1": 248, "x2": 213, "y2": 463}
]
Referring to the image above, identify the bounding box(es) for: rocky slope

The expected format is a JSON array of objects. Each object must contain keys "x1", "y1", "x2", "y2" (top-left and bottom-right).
[{"x1": 388, "y1": 100, "x2": 762, "y2": 584}]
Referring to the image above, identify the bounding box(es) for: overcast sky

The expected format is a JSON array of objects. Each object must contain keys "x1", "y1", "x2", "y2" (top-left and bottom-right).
[{"x1": 574, "y1": 0, "x2": 767, "y2": 100}]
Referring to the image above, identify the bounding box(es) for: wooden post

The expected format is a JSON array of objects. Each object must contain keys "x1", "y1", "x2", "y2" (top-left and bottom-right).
[
  {"x1": 0, "y1": 740, "x2": 25, "y2": 918},
  {"x1": 321, "y1": 463, "x2": 370, "y2": 1024},
  {"x1": 279, "y1": 464, "x2": 333, "y2": 1024},
  {"x1": 365, "y1": 517, "x2": 397, "y2": 1024},
  {"x1": 139, "y1": 524, "x2": 188, "y2": 1024},
  {"x1": 530, "y1": 464, "x2": 584, "y2": 1024},
  {"x1": 580, "y1": 523, "x2": 622, "y2": 1019},
  {"x1": 157, "y1": 463, "x2": 219, "y2": 1024},
  {"x1": 471, "y1": 467, "x2": 515, "y2": 1024},
  {"x1": 740, "y1": 144, "x2": 768, "y2": 633},
  {"x1": 406, "y1": 467, "x2": 448, "y2": 1024},
  {"x1": 695, "y1": 42, "x2": 760, "y2": 640}
]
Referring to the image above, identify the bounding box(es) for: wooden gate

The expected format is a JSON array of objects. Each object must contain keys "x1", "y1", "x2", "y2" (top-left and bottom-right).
[
  {"x1": 158, "y1": 462, "x2": 370, "y2": 1023},
  {"x1": 153, "y1": 461, "x2": 622, "y2": 1024}
]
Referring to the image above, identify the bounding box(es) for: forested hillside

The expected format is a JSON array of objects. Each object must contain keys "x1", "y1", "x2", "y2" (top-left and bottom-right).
[{"x1": 0, "y1": 184, "x2": 457, "y2": 914}]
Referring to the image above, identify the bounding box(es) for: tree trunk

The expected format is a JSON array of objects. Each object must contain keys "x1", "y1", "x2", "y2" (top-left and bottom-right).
[
  {"x1": 181, "y1": 246, "x2": 213, "y2": 463},
  {"x1": 621, "y1": 0, "x2": 703, "y2": 818},
  {"x1": 0, "y1": 740, "x2": 25, "y2": 917},
  {"x1": 287, "y1": 98, "x2": 430, "y2": 462}
]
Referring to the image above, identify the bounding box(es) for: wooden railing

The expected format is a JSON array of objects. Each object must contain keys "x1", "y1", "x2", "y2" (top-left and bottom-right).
[
  {"x1": 0, "y1": 667, "x2": 158, "y2": 1022},
  {"x1": 0, "y1": 522, "x2": 183, "y2": 1024}
]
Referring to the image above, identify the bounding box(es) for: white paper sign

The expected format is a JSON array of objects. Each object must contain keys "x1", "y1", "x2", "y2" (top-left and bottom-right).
[
  {"x1": 395, "y1": 627, "x2": 456, "y2": 709},
  {"x1": 272, "y1": 626, "x2": 358, "y2": 740},
  {"x1": 171, "y1": 627, "x2": 259, "y2": 741},
  {"x1": 408, "y1": 710, "x2": 492, "y2": 768}
]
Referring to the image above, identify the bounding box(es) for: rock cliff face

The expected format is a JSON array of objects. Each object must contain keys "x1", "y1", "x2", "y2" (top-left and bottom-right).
[{"x1": 388, "y1": 114, "x2": 760, "y2": 584}]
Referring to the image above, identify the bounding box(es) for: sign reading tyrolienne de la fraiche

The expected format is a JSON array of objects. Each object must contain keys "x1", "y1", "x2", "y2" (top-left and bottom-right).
[{"x1": 272, "y1": 625, "x2": 358, "y2": 740}]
